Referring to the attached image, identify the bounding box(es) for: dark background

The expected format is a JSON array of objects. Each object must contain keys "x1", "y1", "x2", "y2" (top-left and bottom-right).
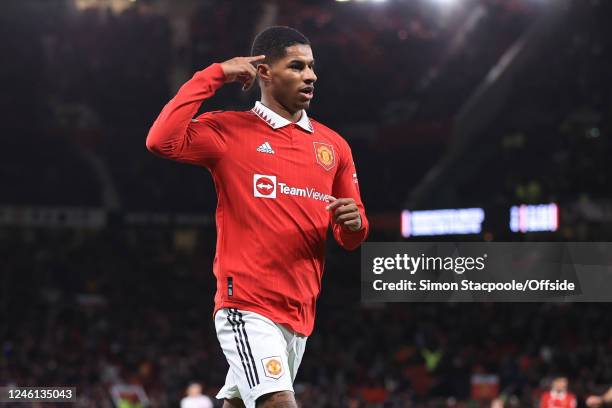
[{"x1": 1, "y1": 0, "x2": 611, "y2": 406}]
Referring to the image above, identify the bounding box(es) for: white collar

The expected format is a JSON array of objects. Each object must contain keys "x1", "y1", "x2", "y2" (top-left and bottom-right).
[
  {"x1": 551, "y1": 390, "x2": 567, "y2": 398},
  {"x1": 251, "y1": 101, "x2": 314, "y2": 133}
]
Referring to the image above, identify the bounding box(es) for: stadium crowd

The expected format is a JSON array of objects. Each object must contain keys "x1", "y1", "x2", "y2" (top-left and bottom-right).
[
  {"x1": 1, "y1": 0, "x2": 612, "y2": 407},
  {"x1": 3, "y1": 227, "x2": 612, "y2": 407},
  {"x1": 0, "y1": 0, "x2": 540, "y2": 213},
  {"x1": 446, "y1": 0, "x2": 612, "y2": 211}
]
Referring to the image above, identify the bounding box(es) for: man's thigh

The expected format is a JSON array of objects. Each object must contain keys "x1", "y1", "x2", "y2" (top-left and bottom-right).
[
  {"x1": 223, "y1": 398, "x2": 246, "y2": 408},
  {"x1": 256, "y1": 391, "x2": 297, "y2": 407},
  {"x1": 222, "y1": 393, "x2": 299, "y2": 408}
]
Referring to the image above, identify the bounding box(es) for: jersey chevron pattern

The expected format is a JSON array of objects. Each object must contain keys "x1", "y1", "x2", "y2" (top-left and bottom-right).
[{"x1": 146, "y1": 63, "x2": 369, "y2": 335}]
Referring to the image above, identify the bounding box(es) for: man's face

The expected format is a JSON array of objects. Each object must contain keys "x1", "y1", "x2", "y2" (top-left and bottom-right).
[
  {"x1": 552, "y1": 378, "x2": 568, "y2": 393},
  {"x1": 187, "y1": 384, "x2": 202, "y2": 396},
  {"x1": 266, "y1": 44, "x2": 317, "y2": 113}
]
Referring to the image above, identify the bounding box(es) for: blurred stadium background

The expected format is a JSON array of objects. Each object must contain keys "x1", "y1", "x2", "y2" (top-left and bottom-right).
[{"x1": 1, "y1": 0, "x2": 612, "y2": 406}]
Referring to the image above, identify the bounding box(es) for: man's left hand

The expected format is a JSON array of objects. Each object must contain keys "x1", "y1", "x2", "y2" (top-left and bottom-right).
[{"x1": 326, "y1": 197, "x2": 362, "y2": 231}]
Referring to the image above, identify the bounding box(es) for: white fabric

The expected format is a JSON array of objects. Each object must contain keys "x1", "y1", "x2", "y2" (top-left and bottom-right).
[
  {"x1": 180, "y1": 395, "x2": 213, "y2": 408},
  {"x1": 251, "y1": 101, "x2": 314, "y2": 133},
  {"x1": 214, "y1": 308, "x2": 308, "y2": 408}
]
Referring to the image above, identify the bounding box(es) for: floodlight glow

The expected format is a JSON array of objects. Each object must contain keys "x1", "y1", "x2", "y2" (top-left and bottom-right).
[
  {"x1": 335, "y1": 0, "x2": 387, "y2": 2},
  {"x1": 429, "y1": 0, "x2": 460, "y2": 6}
]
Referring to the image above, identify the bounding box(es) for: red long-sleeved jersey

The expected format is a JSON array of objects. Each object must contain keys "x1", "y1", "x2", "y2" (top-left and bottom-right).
[
  {"x1": 146, "y1": 63, "x2": 368, "y2": 335},
  {"x1": 540, "y1": 391, "x2": 577, "y2": 408}
]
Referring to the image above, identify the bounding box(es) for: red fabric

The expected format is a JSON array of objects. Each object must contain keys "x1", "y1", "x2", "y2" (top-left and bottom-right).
[
  {"x1": 540, "y1": 392, "x2": 577, "y2": 408},
  {"x1": 404, "y1": 365, "x2": 431, "y2": 396},
  {"x1": 360, "y1": 387, "x2": 388, "y2": 403},
  {"x1": 146, "y1": 63, "x2": 369, "y2": 336}
]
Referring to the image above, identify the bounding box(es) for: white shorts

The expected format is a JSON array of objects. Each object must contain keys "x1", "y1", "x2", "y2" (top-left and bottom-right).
[{"x1": 214, "y1": 308, "x2": 308, "y2": 408}]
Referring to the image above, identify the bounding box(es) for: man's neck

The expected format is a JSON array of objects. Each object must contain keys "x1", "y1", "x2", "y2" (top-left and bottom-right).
[{"x1": 260, "y1": 95, "x2": 302, "y2": 122}]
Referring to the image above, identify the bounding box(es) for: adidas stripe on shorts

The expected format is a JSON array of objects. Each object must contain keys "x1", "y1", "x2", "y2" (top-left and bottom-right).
[{"x1": 214, "y1": 308, "x2": 308, "y2": 408}]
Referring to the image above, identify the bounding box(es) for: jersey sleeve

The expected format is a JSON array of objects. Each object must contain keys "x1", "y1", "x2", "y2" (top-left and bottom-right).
[
  {"x1": 331, "y1": 140, "x2": 369, "y2": 250},
  {"x1": 145, "y1": 63, "x2": 228, "y2": 167}
]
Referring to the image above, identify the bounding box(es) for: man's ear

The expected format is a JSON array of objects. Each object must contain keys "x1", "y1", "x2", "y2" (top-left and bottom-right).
[{"x1": 257, "y1": 63, "x2": 272, "y2": 83}]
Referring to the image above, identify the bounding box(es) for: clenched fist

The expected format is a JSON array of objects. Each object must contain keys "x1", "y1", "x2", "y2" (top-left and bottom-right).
[
  {"x1": 326, "y1": 197, "x2": 363, "y2": 232},
  {"x1": 219, "y1": 55, "x2": 266, "y2": 91}
]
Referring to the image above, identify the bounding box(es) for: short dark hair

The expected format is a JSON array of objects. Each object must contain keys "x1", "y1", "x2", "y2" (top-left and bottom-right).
[{"x1": 251, "y1": 26, "x2": 310, "y2": 64}]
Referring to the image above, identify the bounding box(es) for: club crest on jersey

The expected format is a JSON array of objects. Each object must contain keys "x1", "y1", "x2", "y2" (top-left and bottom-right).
[
  {"x1": 253, "y1": 174, "x2": 276, "y2": 198},
  {"x1": 313, "y1": 142, "x2": 335, "y2": 171},
  {"x1": 261, "y1": 356, "x2": 284, "y2": 379}
]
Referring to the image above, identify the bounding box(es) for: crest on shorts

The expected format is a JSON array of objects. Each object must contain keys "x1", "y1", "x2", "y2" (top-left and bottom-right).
[
  {"x1": 313, "y1": 142, "x2": 335, "y2": 171},
  {"x1": 261, "y1": 356, "x2": 284, "y2": 379}
]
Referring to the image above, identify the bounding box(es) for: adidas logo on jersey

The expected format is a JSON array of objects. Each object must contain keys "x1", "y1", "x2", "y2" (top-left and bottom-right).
[{"x1": 256, "y1": 142, "x2": 275, "y2": 154}]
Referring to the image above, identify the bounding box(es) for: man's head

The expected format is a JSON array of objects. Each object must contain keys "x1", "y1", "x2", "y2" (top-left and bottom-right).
[
  {"x1": 251, "y1": 26, "x2": 317, "y2": 113},
  {"x1": 551, "y1": 376, "x2": 568, "y2": 393},
  {"x1": 186, "y1": 382, "x2": 202, "y2": 397}
]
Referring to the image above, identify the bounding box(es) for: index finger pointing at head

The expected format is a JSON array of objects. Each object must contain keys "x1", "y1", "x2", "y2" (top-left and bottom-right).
[{"x1": 248, "y1": 55, "x2": 266, "y2": 63}]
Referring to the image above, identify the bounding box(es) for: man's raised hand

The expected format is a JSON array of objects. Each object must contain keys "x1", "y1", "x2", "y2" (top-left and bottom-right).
[{"x1": 219, "y1": 55, "x2": 266, "y2": 91}]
